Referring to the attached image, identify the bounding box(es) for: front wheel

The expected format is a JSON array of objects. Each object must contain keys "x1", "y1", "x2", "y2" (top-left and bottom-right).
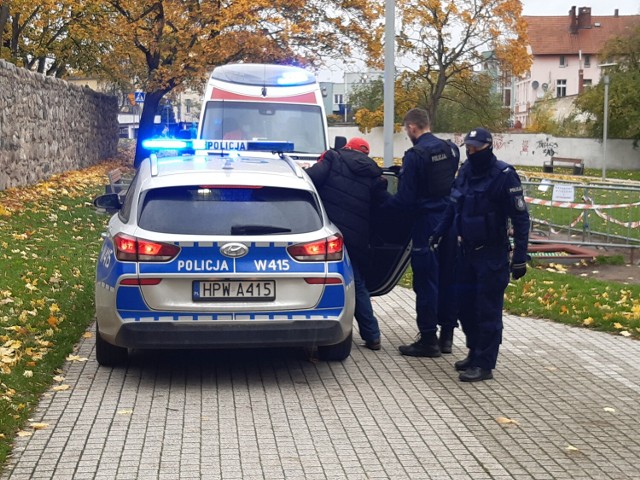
[
  {"x1": 95, "y1": 324, "x2": 128, "y2": 366},
  {"x1": 318, "y1": 331, "x2": 352, "y2": 361}
]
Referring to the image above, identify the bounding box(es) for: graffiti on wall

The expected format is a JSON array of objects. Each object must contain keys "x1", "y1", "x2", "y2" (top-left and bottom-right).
[{"x1": 536, "y1": 137, "x2": 559, "y2": 157}]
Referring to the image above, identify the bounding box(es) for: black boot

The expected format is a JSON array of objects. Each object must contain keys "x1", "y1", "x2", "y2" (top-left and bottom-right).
[
  {"x1": 399, "y1": 333, "x2": 441, "y2": 357},
  {"x1": 454, "y1": 354, "x2": 473, "y2": 371},
  {"x1": 459, "y1": 367, "x2": 493, "y2": 382},
  {"x1": 438, "y1": 328, "x2": 454, "y2": 354}
]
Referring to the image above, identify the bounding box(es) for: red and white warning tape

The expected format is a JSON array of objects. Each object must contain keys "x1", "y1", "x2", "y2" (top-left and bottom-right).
[
  {"x1": 524, "y1": 196, "x2": 640, "y2": 209},
  {"x1": 525, "y1": 196, "x2": 640, "y2": 228}
]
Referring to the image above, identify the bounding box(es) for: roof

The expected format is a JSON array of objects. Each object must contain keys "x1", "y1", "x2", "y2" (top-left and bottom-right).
[
  {"x1": 525, "y1": 13, "x2": 640, "y2": 55},
  {"x1": 137, "y1": 152, "x2": 311, "y2": 190}
]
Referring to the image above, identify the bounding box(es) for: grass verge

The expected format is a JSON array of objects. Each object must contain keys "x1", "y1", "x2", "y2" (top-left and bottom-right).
[
  {"x1": 398, "y1": 263, "x2": 640, "y2": 339},
  {"x1": 0, "y1": 159, "x2": 128, "y2": 465}
]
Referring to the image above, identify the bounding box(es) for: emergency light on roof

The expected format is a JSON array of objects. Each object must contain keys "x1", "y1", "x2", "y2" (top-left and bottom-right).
[
  {"x1": 142, "y1": 138, "x2": 295, "y2": 154},
  {"x1": 142, "y1": 139, "x2": 189, "y2": 150},
  {"x1": 211, "y1": 64, "x2": 316, "y2": 87}
]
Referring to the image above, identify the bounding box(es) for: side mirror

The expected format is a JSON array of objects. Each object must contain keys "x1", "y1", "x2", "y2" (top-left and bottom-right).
[
  {"x1": 333, "y1": 136, "x2": 347, "y2": 150},
  {"x1": 93, "y1": 193, "x2": 122, "y2": 214}
]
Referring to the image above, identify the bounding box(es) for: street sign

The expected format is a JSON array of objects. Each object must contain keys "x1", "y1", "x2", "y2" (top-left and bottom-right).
[{"x1": 134, "y1": 91, "x2": 146, "y2": 104}]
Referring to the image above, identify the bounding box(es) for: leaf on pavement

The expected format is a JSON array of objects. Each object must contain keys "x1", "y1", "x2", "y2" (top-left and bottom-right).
[
  {"x1": 603, "y1": 407, "x2": 616, "y2": 413},
  {"x1": 52, "y1": 375, "x2": 65, "y2": 382},
  {"x1": 16, "y1": 431, "x2": 32, "y2": 437},
  {"x1": 30, "y1": 423, "x2": 48, "y2": 430},
  {"x1": 496, "y1": 416, "x2": 519, "y2": 426},
  {"x1": 82, "y1": 332, "x2": 93, "y2": 339},
  {"x1": 52, "y1": 384, "x2": 70, "y2": 392},
  {"x1": 117, "y1": 409, "x2": 133, "y2": 415},
  {"x1": 565, "y1": 445, "x2": 579, "y2": 452},
  {"x1": 66, "y1": 355, "x2": 88, "y2": 362}
]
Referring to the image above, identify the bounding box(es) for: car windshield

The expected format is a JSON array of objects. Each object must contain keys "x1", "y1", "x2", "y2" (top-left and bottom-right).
[
  {"x1": 137, "y1": 185, "x2": 323, "y2": 235},
  {"x1": 201, "y1": 102, "x2": 327, "y2": 154}
]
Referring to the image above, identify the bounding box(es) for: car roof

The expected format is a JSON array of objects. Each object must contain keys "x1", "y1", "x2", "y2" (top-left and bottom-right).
[{"x1": 136, "y1": 152, "x2": 314, "y2": 190}]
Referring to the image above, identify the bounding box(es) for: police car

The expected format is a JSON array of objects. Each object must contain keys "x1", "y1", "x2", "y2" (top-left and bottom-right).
[{"x1": 93, "y1": 139, "x2": 412, "y2": 366}]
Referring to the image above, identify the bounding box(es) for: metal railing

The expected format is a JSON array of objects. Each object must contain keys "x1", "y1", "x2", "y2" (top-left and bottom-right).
[{"x1": 521, "y1": 174, "x2": 640, "y2": 254}]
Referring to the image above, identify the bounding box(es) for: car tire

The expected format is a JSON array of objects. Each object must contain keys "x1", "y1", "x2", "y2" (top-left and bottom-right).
[
  {"x1": 317, "y1": 331, "x2": 352, "y2": 361},
  {"x1": 95, "y1": 325, "x2": 128, "y2": 367}
]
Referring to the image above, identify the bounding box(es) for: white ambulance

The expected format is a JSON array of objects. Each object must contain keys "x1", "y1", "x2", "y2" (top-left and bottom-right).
[{"x1": 198, "y1": 63, "x2": 339, "y2": 165}]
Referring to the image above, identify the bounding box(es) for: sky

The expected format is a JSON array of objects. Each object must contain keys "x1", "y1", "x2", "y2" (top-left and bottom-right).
[{"x1": 316, "y1": 1, "x2": 640, "y2": 82}]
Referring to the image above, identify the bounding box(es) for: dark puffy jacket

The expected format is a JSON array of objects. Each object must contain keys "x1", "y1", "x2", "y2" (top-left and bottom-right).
[{"x1": 305, "y1": 148, "x2": 388, "y2": 267}]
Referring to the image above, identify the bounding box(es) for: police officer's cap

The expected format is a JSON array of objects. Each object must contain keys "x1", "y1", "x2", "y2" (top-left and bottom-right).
[{"x1": 463, "y1": 128, "x2": 493, "y2": 148}]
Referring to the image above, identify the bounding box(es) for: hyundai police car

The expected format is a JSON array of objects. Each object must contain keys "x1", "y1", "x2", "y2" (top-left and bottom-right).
[{"x1": 93, "y1": 139, "x2": 412, "y2": 366}]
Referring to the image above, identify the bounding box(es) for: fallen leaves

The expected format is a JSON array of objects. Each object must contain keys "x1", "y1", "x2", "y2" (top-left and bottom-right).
[
  {"x1": 66, "y1": 355, "x2": 88, "y2": 362},
  {"x1": 496, "y1": 416, "x2": 519, "y2": 427},
  {"x1": 29, "y1": 422, "x2": 48, "y2": 430}
]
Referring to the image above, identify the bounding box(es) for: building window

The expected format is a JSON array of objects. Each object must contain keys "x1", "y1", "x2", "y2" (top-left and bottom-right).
[
  {"x1": 583, "y1": 79, "x2": 593, "y2": 88},
  {"x1": 185, "y1": 99, "x2": 192, "y2": 113},
  {"x1": 334, "y1": 94, "x2": 343, "y2": 105},
  {"x1": 559, "y1": 55, "x2": 567, "y2": 67},
  {"x1": 556, "y1": 79, "x2": 567, "y2": 97},
  {"x1": 503, "y1": 89, "x2": 511, "y2": 107},
  {"x1": 584, "y1": 55, "x2": 591, "y2": 67}
]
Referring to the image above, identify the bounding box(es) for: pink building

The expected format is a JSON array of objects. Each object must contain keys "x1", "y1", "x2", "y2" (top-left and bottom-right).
[{"x1": 514, "y1": 6, "x2": 639, "y2": 127}]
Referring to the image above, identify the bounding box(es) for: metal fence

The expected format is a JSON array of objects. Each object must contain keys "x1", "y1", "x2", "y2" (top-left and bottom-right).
[{"x1": 521, "y1": 174, "x2": 640, "y2": 254}]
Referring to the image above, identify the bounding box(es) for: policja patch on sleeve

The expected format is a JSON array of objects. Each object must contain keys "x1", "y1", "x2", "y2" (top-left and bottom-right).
[{"x1": 514, "y1": 195, "x2": 527, "y2": 211}]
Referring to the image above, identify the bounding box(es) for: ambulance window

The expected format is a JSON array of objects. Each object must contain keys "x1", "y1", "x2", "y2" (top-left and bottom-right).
[
  {"x1": 137, "y1": 186, "x2": 322, "y2": 235},
  {"x1": 201, "y1": 102, "x2": 326, "y2": 153}
]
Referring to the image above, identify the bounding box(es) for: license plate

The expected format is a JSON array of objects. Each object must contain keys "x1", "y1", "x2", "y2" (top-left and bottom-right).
[{"x1": 193, "y1": 280, "x2": 275, "y2": 302}]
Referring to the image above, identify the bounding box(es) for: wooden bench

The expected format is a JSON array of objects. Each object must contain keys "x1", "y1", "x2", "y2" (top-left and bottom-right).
[
  {"x1": 105, "y1": 168, "x2": 130, "y2": 194},
  {"x1": 542, "y1": 157, "x2": 584, "y2": 175}
]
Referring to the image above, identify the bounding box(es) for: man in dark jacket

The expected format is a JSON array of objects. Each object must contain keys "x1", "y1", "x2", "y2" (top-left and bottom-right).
[
  {"x1": 384, "y1": 108, "x2": 460, "y2": 358},
  {"x1": 430, "y1": 127, "x2": 530, "y2": 381},
  {"x1": 305, "y1": 138, "x2": 388, "y2": 350}
]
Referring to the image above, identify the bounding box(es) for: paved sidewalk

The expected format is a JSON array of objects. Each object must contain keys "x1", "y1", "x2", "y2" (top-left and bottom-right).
[{"x1": 2, "y1": 287, "x2": 640, "y2": 479}]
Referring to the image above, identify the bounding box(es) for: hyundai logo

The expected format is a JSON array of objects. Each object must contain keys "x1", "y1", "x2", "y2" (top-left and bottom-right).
[{"x1": 220, "y1": 242, "x2": 249, "y2": 258}]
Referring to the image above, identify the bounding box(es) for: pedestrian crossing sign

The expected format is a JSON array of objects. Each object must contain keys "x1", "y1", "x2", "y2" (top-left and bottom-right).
[{"x1": 134, "y1": 92, "x2": 146, "y2": 103}]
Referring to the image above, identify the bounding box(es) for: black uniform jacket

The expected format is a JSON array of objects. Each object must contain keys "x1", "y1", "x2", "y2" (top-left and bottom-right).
[{"x1": 305, "y1": 148, "x2": 388, "y2": 267}]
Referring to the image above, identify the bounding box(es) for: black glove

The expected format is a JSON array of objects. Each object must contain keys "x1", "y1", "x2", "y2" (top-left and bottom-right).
[
  {"x1": 510, "y1": 261, "x2": 527, "y2": 280},
  {"x1": 429, "y1": 234, "x2": 443, "y2": 252}
]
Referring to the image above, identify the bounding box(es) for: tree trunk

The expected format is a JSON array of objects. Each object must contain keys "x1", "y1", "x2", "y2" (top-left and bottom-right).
[
  {"x1": 134, "y1": 91, "x2": 164, "y2": 168},
  {"x1": 0, "y1": 4, "x2": 9, "y2": 55}
]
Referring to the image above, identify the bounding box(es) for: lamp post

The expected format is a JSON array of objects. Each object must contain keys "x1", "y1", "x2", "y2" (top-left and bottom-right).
[
  {"x1": 602, "y1": 74, "x2": 610, "y2": 180},
  {"x1": 342, "y1": 75, "x2": 349, "y2": 122},
  {"x1": 598, "y1": 62, "x2": 617, "y2": 180}
]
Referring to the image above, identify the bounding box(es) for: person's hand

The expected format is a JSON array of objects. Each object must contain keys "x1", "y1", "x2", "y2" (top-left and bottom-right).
[
  {"x1": 510, "y1": 261, "x2": 527, "y2": 280},
  {"x1": 429, "y1": 234, "x2": 443, "y2": 252}
]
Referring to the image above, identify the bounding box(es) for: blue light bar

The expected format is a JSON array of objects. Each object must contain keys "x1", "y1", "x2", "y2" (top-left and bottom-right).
[
  {"x1": 276, "y1": 70, "x2": 313, "y2": 86},
  {"x1": 193, "y1": 140, "x2": 294, "y2": 153},
  {"x1": 142, "y1": 138, "x2": 189, "y2": 150},
  {"x1": 142, "y1": 138, "x2": 295, "y2": 154}
]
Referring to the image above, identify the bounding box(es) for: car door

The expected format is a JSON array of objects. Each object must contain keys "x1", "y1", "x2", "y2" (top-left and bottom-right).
[{"x1": 367, "y1": 168, "x2": 414, "y2": 296}]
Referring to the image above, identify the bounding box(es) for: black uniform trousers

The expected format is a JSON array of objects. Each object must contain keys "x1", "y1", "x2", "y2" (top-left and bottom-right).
[{"x1": 456, "y1": 243, "x2": 510, "y2": 370}]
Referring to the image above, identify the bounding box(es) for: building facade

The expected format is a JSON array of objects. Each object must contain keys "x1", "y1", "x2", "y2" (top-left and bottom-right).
[{"x1": 514, "y1": 6, "x2": 639, "y2": 127}]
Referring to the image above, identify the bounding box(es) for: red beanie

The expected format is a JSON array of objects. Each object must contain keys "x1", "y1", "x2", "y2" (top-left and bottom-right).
[{"x1": 344, "y1": 137, "x2": 370, "y2": 155}]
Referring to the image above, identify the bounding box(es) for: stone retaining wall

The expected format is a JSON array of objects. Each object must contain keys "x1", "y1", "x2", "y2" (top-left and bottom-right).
[{"x1": 0, "y1": 59, "x2": 118, "y2": 190}]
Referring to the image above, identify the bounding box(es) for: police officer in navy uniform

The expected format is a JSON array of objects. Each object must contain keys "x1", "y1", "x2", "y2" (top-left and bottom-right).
[
  {"x1": 431, "y1": 127, "x2": 530, "y2": 382},
  {"x1": 385, "y1": 108, "x2": 460, "y2": 357}
]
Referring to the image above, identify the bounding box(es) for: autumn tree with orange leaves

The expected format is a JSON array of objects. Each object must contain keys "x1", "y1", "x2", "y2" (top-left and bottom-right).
[{"x1": 357, "y1": 0, "x2": 531, "y2": 130}]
